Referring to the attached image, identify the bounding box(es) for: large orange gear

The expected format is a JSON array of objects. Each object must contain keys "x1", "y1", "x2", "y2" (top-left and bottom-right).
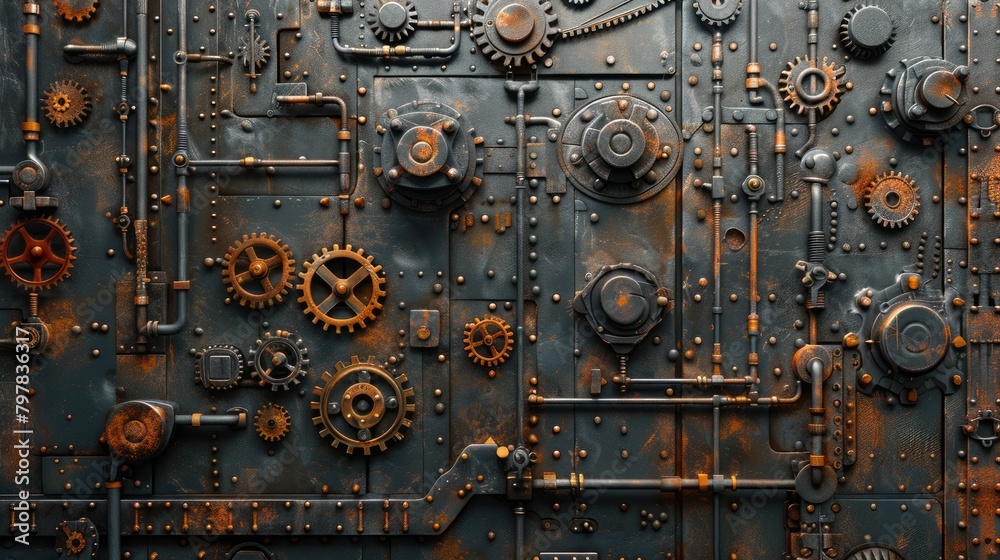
[
  {"x1": 0, "y1": 216, "x2": 77, "y2": 291},
  {"x1": 297, "y1": 244, "x2": 386, "y2": 333},
  {"x1": 311, "y1": 356, "x2": 415, "y2": 455},
  {"x1": 54, "y1": 0, "x2": 99, "y2": 22},
  {"x1": 221, "y1": 232, "x2": 295, "y2": 308},
  {"x1": 41, "y1": 80, "x2": 92, "y2": 128},
  {"x1": 463, "y1": 315, "x2": 514, "y2": 367}
]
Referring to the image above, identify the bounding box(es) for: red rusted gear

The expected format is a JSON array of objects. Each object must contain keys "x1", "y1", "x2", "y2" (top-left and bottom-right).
[
  {"x1": 297, "y1": 244, "x2": 386, "y2": 333},
  {"x1": 41, "y1": 80, "x2": 92, "y2": 128},
  {"x1": 779, "y1": 56, "x2": 847, "y2": 118},
  {"x1": 463, "y1": 315, "x2": 514, "y2": 367},
  {"x1": 253, "y1": 403, "x2": 291, "y2": 442},
  {"x1": 0, "y1": 216, "x2": 77, "y2": 291},
  {"x1": 312, "y1": 355, "x2": 415, "y2": 455},
  {"x1": 53, "y1": 0, "x2": 99, "y2": 22},
  {"x1": 865, "y1": 171, "x2": 920, "y2": 228},
  {"x1": 222, "y1": 232, "x2": 295, "y2": 308}
]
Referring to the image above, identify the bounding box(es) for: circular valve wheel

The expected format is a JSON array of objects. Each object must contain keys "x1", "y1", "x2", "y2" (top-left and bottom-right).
[
  {"x1": 297, "y1": 244, "x2": 386, "y2": 333},
  {"x1": 463, "y1": 316, "x2": 514, "y2": 367},
  {"x1": 311, "y1": 356, "x2": 415, "y2": 455},
  {"x1": 249, "y1": 331, "x2": 310, "y2": 391},
  {"x1": 253, "y1": 403, "x2": 291, "y2": 442},
  {"x1": 222, "y1": 232, "x2": 295, "y2": 308},
  {"x1": 0, "y1": 216, "x2": 77, "y2": 291}
]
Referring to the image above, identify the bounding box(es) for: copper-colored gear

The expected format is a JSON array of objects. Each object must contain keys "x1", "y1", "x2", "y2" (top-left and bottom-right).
[
  {"x1": 779, "y1": 56, "x2": 847, "y2": 118},
  {"x1": 297, "y1": 244, "x2": 386, "y2": 333},
  {"x1": 253, "y1": 403, "x2": 291, "y2": 442},
  {"x1": 865, "y1": 171, "x2": 920, "y2": 228},
  {"x1": 311, "y1": 355, "x2": 415, "y2": 455},
  {"x1": 56, "y1": 518, "x2": 98, "y2": 557},
  {"x1": 54, "y1": 0, "x2": 99, "y2": 22},
  {"x1": 222, "y1": 232, "x2": 295, "y2": 308},
  {"x1": 41, "y1": 80, "x2": 92, "y2": 128},
  {"x1": 463, "y1": 315, "x2": 514, "y2": 367},
  {"x1": 0, "y1": 216, "x2": 77, "y2": 291}
]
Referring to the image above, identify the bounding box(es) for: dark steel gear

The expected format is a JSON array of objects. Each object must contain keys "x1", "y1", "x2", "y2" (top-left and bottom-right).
[
  {"x1": 563, "y1": 0, "x2": 590, "y2": 4},
  {"x1": 865, "y1": 171, "x2": 919, "y2": 228},
  {"x1": 463, "y1": 316, "x2": 514, "y2": 367},
  {"x1": 0, "y1": 216, "x2": 77, "y2": 291},
  {"x1": 249, "y1": 331, "x2": 309, "y2": 391},
  {"x1": 312, "y1": 356, "x2": 415, "y2": 455},
  {"x1": 42, "y1": 80, "x2": 92, "y2": 128},
  {"x1": 366, "y1": 0, "x2": 419, "y2": 43},
  {"x1": 56, "y1": 518, "x2": 98, "y2": 557},
  {"x1": 297, "y1": 244, "x2": 386, "y2": 333},
  {"x1": 53, "y1": 0, "x2": 99, "y2": 22},
  {"x1": 693, "y1": 0, "x2": 742, "y2": 27},
  {"x1": 253, "y1": 403, "x2": 291, "y2": 442},
  {"x1": 779, "y1": 56, "x2": 847, "y2": 118},
  {"x1": 194, "y1": 344, "x2": 245, "y2": 390},
  {"x1": 845, "y1": 546, "x2": 905, "y2": 560},
  {"x1": 472, "y1": 0, "x2": 558, "y2": 68},
  {"x1": 222, "y1": 232, "x2": 295, "y2": 308},
  {"x1": 839, "y1": 3, "x2": 896, "y2": 60}
]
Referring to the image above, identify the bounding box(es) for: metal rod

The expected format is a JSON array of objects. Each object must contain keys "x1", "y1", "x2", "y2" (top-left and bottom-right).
[
  {"x1": 188, "y1": 159, "x2": 340, "y2": 168},
  {"x1": 330, "y1": 3, "x2": 462, "y2": 59},
  {"x1": 529, "y1": 381, "x2": 803, "y2": 407},
  {"x1": 534, "y1": 476, "x2": 796, "y2": 492},
  {"x1": 134, "y1": 0, "x2": 150, "y2": 344}
]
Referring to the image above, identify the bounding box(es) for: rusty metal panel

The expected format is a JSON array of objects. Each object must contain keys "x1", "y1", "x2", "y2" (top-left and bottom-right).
[{"x1": 0, "y1": 0, "x2": 994, "y2": 558}]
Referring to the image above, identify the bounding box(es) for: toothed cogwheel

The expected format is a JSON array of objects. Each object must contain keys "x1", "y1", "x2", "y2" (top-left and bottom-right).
[
  {"x1": 249, "y1": 331, "x2": 309, "y2": 391},
  {"x1": 366, "y1": 0, "x2": 419, "y2": 43},
  {"x1": 42, "y1": 80, "x2": 92, "y2": 128},
  {"x1": 0, "y1": 216, "x2": 77, "y2": 291},
  {"x1": 839, "y1": 4, "x2": 896, "y2": 60},
  {"x1": 222, "y1": 232, "x2": 295, "y2": 308},
  {"x1": 693, "y1": 0, "x2": 742, "y2": 27},
  {"x1": 463, "y1": 315, "x2": 514, "y2": 367},
  {"x1": 55, "y1": 518, "x2": 98, "y2": 557},
  {"x1": 844, "y1": 546, "x2": 905, "y2": 560},
  {"x1": 865, "y1": 171, "x2": 919, "y2": 228},
  {"x1": 54, "y1": 0, "x2": 99, "y2": 22},
  {"x1": 779, "y1": 56, "x2": 847, "y2": 118},
  {"x1": 194, "y1": 344, "x2": 244, "y2": 390},
  {"x1": 312, "y1": 356, "x2": 415, "y2": 455},
  {"x1": 254, "y1": 403, "x2": 291, "y2": 442},
  {"x1": 473, "y1": 0, "x2": 558, "y2": 68},
  {"x1": 297, "y1": 244, "x2": 386, "y2": 333}
]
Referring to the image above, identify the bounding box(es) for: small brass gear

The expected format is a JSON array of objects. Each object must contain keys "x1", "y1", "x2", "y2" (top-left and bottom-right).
[
  {"x1": 54, "y1": 0, "x2": 99, "y2": 22},
  {"x1": 463, "y1": 315, "x2": 514, "y2": 367},
  {"x1": 0, "y1": 216, "x2": 77, "y2": 291},
  {"x1": 312, "y1": 356, "x2": 415, "y2": 455},
  {"x1": 56, "y1": 518, "x2": 98, "y2": 557},
  {"x1": 222, "y1": 232, "x2": 295, "y2": 308},
  {"x1": 779, "y1": 56, "x2": 847, "y2": 118},
  {"x1": 297, "y1": 244, "x2": 386, "y2": 333},
  {"x1": 248, "y1": 331, "x2": 309, "y2": 391},
  {"x1": 865, "y1": 171, "x2": 919, "y2": 228},
  {"x1": 42, "y1": 80, "x2": 92, "y2": 128},
  {"x1": 253, "y1": 403, "x2": 291, "y2": 442}
]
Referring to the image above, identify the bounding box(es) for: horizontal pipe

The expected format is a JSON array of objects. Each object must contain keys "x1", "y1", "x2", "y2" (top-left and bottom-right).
[
  {"x1": 188, "y1": 158, "x2": 339, "y2": 168},
  {"x1": 534, "y1": 476, "x2": 797, "y2": 493},
  {"x1": 530, "y1": 380, "x2": 803, "y2": 407}
]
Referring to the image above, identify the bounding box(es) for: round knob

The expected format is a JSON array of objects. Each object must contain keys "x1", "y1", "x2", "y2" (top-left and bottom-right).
[
  {"x1": 919, "y1": 69, "x2": 964, "y2": 110},
  {"x1": 496, "y1": 3, "x2": 536, "y2": 43},
  {"x1": 875, "y1": 303, "x2": 949, "y2": 376},
  {"x1": 840, "y1": 4, "x2": 895, "y2": 60},
  {"x1": 378, "y1": 1, "x2": 408, "y2": 30}
]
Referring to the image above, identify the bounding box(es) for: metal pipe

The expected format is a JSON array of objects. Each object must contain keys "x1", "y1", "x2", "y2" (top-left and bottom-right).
[
  {"x1": 712, "y1": 402, "x2": 722, "y2": 560},
  {"x1": 529, "y1": 380, "x2": 803, "y2": 407},
  {"x1": 23, "y1": 2, "x2": 41, "y2": 162},
  {"x1": 330, "y1": 3, "x2": 462, "y2": 59},
  {"x1": 106, "y1": 483, "x2": 121, "y2": 559},
  {"x1": 175, "y1": 413, "x2": 245, "y2": 427},
  {"x1": 134, "y1": 0, "x2": 150, "y2": 344},
  {"x1": 146, "y1": 0, "x2": 190, "y2": 337},
  {"x1": 808, "y1": 358, "x2": 826, "y2": 487},
  {"x1": 710, "y1": 30, "x2": 725, "y2": 376},
  {"x1": 188, "y1": 158, "x2": 340, "y2": 168},
  {"x1": 534, "y1": 476, "x2": 796, "y2": 492},
  {"x1": 613, "y1": 375, "x2": 754, "y2": 387}
]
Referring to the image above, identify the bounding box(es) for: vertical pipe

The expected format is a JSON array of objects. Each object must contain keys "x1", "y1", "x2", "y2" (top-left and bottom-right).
[
  {"x1": 712, "y1": 401, "x2": 722, "y2": 560},
  {"x1": 22, "y1": 2, "x2": 41, "y2": 161},
  {"x1": 134, "y1": 0, "x2": 149, "y2": 342},
  {"x1": 711, "y1": 30, "x2": 725, "y2": 377},
  {"x1": 107, "y1": 484, "x2": 121, "y2": 559}
]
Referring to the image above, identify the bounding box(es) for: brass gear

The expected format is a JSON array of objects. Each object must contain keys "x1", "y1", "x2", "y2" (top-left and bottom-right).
[
  {"x1": 253, "y1": 403, "x2": 291, "y2": 442},
  {"x1": 0, "y1": 216, "x2": 77, "y2": 291},
  {"x1": 42, "y1": 80, "x2": 92, "y2": 128},
  {"x1": 56, "y1": 518, "x2": 98, "y2": 557},
  {"x1": 779, "y1": 56, "x2": 847, "y2": 118},
  {"x1": 297, "y1": 244, "x2": 386, "y2": 333},
  {"x1": 54, "y1": 0, "x2": 99, "y2": 22},
  {"x1": 311, "y1": 356, "x2": 415, "y2": 455},
  {"x1": 222, "y1": 232, "x2": 295, "y2": 308},
  {"x1": 249, "y1": 331, "x2": 309, "y2": 391},
  {"x1": 472, "y1": 0, "x2": 558, "y2": 68},
  {"x1": 463, "y1": 315, "x2": 514, "y2": 367},
  {"x1": 865, "y1": 171, "x2": 919, "y2": 228}
]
